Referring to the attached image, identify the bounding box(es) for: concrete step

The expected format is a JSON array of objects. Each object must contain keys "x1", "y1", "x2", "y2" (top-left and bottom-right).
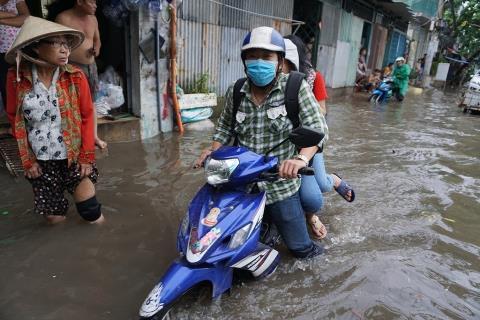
[{"x1": 97, "y1": 114, "x2": 140, "y2": 143}]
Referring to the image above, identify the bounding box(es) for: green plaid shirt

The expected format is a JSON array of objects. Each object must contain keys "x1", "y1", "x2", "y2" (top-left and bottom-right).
[{"x1": 213, "y1": 73, "x2": 329, "y2": 204}]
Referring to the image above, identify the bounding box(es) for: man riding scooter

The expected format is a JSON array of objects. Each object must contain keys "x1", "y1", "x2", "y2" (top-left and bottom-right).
[
  {"x1": 392, "y1": 56, "x2": 411, "y2": 101},
  {"x1": 194, "y1": 26, "x2": 328, "y2": 259}
]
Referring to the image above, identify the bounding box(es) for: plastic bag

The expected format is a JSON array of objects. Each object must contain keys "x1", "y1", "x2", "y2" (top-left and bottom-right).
[
  {"x1": 99, "y1": 66, "x2": 123, "y2": 88},
  {"x1": 95, "y1": 81, "x2": 125, "y2": 114},
  {"x1": 95, "y1": 98, "x2": 111, "y2": 116}
]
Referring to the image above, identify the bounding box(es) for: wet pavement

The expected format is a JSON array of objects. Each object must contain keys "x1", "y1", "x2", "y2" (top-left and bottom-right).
[{"x1": 1, "y1": 88, "x2": 479, "y2": 319}]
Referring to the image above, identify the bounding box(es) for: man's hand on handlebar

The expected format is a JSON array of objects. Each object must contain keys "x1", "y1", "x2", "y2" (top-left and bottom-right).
[
  {"x1": 193, "y1": 148, "x2": 213, "y2": 169},
  {"x1": 278, "y1": 159, "x2": 307, "y2": 179}
]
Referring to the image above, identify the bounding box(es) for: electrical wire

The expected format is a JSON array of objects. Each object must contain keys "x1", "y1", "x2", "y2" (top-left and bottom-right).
[{"x1": 203, "y1": 0, "x2": 304, "y2": 25}]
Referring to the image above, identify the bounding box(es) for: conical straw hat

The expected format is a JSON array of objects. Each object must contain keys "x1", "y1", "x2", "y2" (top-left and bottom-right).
[{"x1": 5, "y1": 16, "x2": 84, "y2": 64}]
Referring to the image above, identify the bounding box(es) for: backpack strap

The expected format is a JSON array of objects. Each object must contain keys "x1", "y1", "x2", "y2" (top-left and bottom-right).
[
  {"x1": 284, "y1": 71, "x2": 305, "y2": 129},
  {"x1": 230, "y1": 77, "x2": 247, "y2": 145}
]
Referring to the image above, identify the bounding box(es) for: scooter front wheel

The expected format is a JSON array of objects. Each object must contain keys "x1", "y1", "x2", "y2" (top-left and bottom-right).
[
  {"x1": 369, "y1": 94, "x2": 380, "y2": 103},
  {"x1": 140, "y1": 284, "x2": 211, "y2": 320}
]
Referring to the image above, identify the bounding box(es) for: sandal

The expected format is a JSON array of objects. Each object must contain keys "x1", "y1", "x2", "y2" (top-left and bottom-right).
[
  {"x1": 332, "y1": 173, "x2": 355, "y2": 202},
  {"x1": 308, "y1": 215, "x2": 327, "y2": 240}
]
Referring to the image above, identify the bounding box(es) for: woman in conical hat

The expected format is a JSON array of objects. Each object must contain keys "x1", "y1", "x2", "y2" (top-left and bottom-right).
[{"x1": 5, "y1": 16, "x2": 104, "y2": 225}]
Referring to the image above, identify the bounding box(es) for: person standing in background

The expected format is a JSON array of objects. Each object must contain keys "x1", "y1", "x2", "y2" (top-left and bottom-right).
[
  {"x1": 0, "y1": 0, "x2": 30, "y2": 113},
  {"x1": 5, "y1": 16, "x2": 105, "y2": 225},
  {"x1": 51, "y1": 0, "x2": 107, "y2": 149},
  {"x1": 355, "y1": 47, "x2": 368, "y2": 88}
]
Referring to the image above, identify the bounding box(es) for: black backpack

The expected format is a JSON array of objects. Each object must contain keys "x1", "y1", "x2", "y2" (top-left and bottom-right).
[{"x1": 230, "y1": 71, "x2": 305, "y2": 144}]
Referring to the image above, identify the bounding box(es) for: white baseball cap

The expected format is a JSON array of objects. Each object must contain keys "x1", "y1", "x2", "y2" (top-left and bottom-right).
[
  {"x1": 284, "y1": 39, "x2": 299, "y2": 71},
  {"x1": 241, "y1": 26, "x2": 285, "y2": 53}
]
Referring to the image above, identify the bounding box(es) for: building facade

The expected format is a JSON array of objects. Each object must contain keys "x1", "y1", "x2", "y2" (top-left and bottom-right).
[{"x1": 34, "y1": 0, "x2": 442, "y2": 139}]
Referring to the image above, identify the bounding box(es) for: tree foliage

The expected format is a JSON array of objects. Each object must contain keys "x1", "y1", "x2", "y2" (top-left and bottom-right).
[
  {"x1": 441, "y1": 0, "x2": 480, "y2": 82},
  {"x1": 443, "y1": 0, "x2": 480, "y2": 61}
]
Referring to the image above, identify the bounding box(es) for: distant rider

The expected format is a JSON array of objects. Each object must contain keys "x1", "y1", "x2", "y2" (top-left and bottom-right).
[{"x1": 392, "y1": 57, "x2": 411, "y2": 101}]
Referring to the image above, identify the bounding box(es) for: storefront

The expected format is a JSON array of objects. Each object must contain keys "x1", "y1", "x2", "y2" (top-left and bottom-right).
[{"x1": 29, "y1": 1, "x2": 174, "y2": 140}]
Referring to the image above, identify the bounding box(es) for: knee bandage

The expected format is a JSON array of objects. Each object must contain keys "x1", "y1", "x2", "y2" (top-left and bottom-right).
[{"x1": 76, "y1": 196, "x2": 102, "y2": 221}]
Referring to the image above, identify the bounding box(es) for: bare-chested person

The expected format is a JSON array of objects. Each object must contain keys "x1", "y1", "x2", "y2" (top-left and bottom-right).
[{"x1": 55, "y1": 0, "x2": 107, "y2": 149}]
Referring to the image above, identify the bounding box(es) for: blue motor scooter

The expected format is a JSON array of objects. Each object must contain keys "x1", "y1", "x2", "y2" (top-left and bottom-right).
[
  {"x1": 368, "y1": 77, "x2": 394, "y2": 104},
  {"x1": 139, "y1": 127, "x2": 324, "y2": 319}
]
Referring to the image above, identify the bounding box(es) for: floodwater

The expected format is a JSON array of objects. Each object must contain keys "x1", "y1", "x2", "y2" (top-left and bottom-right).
[{"x1": 1, "y1": 88, "x2": 479, "y2": 320}]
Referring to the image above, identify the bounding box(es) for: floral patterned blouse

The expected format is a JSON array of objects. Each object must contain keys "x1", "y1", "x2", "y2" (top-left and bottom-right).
[
  {"x1": 23, "y1": 65, "x2": 68, "y2": 160},
  {"x1": 6, "y1": 64, "x2": 96, "y2": 170},
  {"x1": 0, "y1": 0, "x2": 23, "y2": 53}
]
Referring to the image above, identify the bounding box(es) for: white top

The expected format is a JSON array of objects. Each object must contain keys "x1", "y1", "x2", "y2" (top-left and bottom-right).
[
  {"x1": 0, "y1": 0, "x2": 24, "y2": 53},
  {"x1": 23, "y1": 65, "x2": 67, "y2": 160}
]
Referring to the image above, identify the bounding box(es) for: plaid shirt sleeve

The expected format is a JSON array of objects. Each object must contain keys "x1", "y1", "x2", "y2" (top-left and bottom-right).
[
  {"x1": 297, "y1": 79, "x2": 329, "y2": 147},
  {"x1": 212, "y1": 85, "x2": 235, "y2": 145}
]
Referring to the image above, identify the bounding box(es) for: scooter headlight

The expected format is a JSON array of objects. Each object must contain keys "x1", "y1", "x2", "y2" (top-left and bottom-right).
[
  {"x1": 228, "y1": 223, "x2": 252, "y2": 249},
  {"x1": 204, "y1": 158, "x2": 239, "y2": 185}
]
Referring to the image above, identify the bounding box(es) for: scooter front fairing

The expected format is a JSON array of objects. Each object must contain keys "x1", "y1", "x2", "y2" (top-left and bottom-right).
[
  {"x1": 139, "y1": 258, "x2": 232, "y2": 318},
  {"x1": 178, "y1": 183, "x2": 267, "y2": 266},
  {"x1": 140, "y1": 188, "x2": 270, "y2": 318}
]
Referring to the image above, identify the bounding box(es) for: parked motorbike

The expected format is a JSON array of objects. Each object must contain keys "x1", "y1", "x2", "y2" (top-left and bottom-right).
[
  {"x1": 458, "y1": 70, "x2": 480, "y2": 114},
  {"x1": 139, "y1": 127, "x2": 324, "y2": 320},
  {"x1": 368, "y1": 77, "x2": 394, "y2": 104}
]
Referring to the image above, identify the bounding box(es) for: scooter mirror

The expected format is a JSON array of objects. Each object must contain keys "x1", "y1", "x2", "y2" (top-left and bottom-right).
[{"x1": 288, "y1": 126, "x2": 324, "y2": 148}]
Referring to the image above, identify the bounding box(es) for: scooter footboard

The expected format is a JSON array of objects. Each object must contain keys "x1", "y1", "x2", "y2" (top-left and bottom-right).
[
  {"x1": 231, "y1": 242, "x2": 279, "y2": 278},
  {"x1": 139, "y1": 258, "x2": 232, "y2": 318}
]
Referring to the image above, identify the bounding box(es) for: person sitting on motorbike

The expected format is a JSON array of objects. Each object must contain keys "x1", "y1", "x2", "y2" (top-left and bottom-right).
[
  {"x1": 392, "y1": 57, "x2": 411, "y2": 101},
  {"x1": 382, "y1": 63, "x2": 394, "y2": 78},
  {"x1": 282, "y1": 37, "x2": 355, "y2": 240},
  {"x1": 194, "y1": 26, "x2": 327, "y2": 259},
  {"x1": 365, "y1": 69, "x2": 382, "y2": 91}
]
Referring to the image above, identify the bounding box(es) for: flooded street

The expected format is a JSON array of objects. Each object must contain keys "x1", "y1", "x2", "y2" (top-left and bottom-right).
[{"x1": 1, "y1": 88, "x2": 479, "y2": 319}]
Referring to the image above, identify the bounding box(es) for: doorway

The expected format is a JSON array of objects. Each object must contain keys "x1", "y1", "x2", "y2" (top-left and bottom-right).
[
  {"x1": 361, "y1": 21, "x2": 372, "y2": 52},
  {"x1": 37, "y1": 0, "x2": 132, "y2": 115},
  {"x1": 292, "y1": 0, "x2": 323, "y2": 68}
]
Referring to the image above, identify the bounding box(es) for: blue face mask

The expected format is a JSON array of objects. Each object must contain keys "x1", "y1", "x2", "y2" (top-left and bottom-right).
[{"x1": 245, "y1": 59, "x2": 278, "y2": 87}]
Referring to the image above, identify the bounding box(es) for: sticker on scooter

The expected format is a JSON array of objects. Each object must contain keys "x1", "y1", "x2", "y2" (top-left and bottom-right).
[
  {"x1": 202, "y1": 207, "x2": 221, "y2": 227},
  {"x1": 190, "y1": 227, "x2": 221, "y2": 254}
]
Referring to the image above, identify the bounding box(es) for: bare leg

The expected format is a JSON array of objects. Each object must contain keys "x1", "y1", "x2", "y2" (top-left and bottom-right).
[
  {"x1": 73, "y1": 177, "x2": 105, "y2": 224},
  {"x1": 44, "y1": 215, "x2": 66, "y2": 225},
  {"x1": 94, "y1": 113, "x2": 107, "y2": 149}
]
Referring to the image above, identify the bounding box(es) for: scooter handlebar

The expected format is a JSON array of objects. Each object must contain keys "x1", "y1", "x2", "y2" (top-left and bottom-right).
[
  {"x1": 298, "y1": 167, "x2": 315, "y2": 175},
  {"x1": 259, "y1": 166, "x2": 315, "y2": 181}
]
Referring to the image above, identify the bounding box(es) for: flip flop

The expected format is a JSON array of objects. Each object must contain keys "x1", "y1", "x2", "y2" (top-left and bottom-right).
[
  {"x1": 308, "y1": 215, "x2": 327, "y2": 240},
  {"x1": 333, "y1": 173, "x2": 355, "y2": 202}
]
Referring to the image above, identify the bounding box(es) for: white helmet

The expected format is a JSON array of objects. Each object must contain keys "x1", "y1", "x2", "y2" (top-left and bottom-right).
[
  {"x1": 284, "y1": 39, "x2": 299, "y2": 71},
  {"x1": 241, "y1": 26, "x2": 285, "y2": 54},
  {"x1": 395, "y1": 56, "x2": 405, "y2": 62}
]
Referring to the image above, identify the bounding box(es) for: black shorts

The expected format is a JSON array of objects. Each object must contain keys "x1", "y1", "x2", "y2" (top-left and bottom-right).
[{"x1": 27, "y1": 160, "x2": 98, "y2": 216}]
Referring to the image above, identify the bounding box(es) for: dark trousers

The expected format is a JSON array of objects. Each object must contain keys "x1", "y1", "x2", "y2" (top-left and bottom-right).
[
  {"x1": 0, "y1": 53, "x2": 9, "y2": 109},
  {"x1": 265, "y1": 192, "x2": 323, "y2": 258}
]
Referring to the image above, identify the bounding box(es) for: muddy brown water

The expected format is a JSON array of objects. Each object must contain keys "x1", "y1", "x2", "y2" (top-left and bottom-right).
[{"x1": 1, "y1": 89, "x2": 479, "y2": 320}]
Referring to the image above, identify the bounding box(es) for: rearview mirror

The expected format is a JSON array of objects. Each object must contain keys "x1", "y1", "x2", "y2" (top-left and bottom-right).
[{"x1": 288, "y1": 126, "x2": 324, "y2": 148}]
